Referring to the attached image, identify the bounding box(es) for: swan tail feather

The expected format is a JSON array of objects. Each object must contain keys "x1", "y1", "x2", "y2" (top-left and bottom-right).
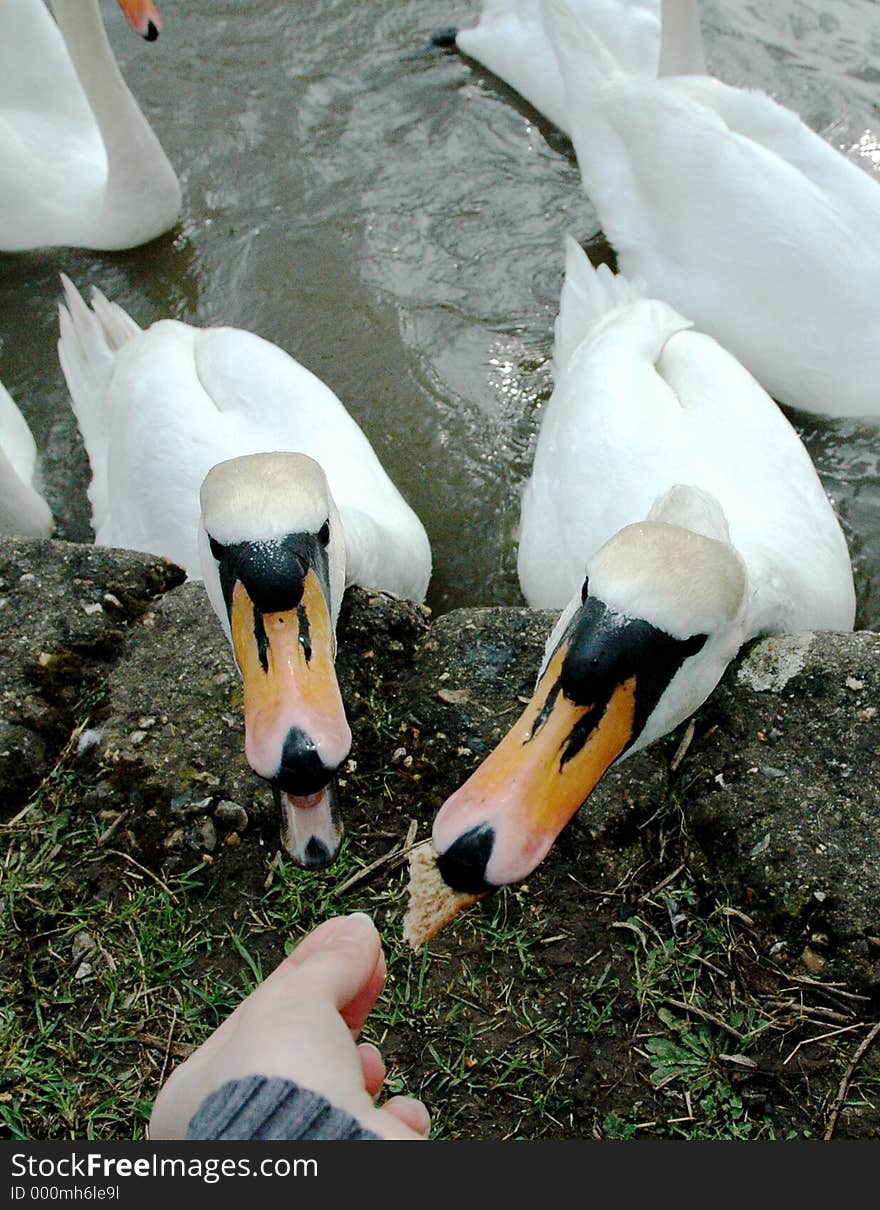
[
  {"x1": 553, "y1": 235, "x2": 647, "y2": 375},
  {"x1": 88, "y1": 286, "x2": 142, "y2": 352},
  {"x1": 57, "y1": 275, "x2": 139, "y2": 536}
]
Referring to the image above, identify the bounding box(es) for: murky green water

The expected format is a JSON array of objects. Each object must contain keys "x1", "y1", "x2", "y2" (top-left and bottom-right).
[{"x1": 2, "y1": 0, "x2": 878, "y2": 623}]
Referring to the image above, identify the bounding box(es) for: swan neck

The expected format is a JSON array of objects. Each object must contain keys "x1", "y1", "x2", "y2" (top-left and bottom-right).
[
  {"x1": 47, "y1": 0, "x2": 176, "y2": 199},
  {"x1": 658, "y1": 0, "x2": 706, "y2": 76}
]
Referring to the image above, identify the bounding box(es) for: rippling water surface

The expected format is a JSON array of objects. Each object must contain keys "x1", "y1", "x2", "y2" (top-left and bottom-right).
[{"x1": 2, "y1": 0, "x2": 878, "y2": 624}]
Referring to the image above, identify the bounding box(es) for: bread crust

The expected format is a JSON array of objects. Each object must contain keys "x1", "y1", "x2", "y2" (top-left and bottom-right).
[{"x1": 402, "y1": 841, "x2": 484, "y2": 948}]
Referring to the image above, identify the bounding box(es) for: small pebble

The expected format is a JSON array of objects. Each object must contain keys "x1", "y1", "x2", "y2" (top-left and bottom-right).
[{"x1": 214, "y1": 800, "x2": 249, "y2": 831}]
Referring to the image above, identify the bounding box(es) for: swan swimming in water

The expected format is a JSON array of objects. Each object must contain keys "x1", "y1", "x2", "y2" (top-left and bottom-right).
[
  {"x1": 1, "y1": 0, "x2": 180, "y2": 251},
  {"x1": 431, "y1": 236, "x2": 855, "y2": 893},
  {"x1": 57, "y1": 277, "x2": 431, "y2": 868},
  {"x1": 535, "y1": 0, "x2": 880, "y2": 420}
]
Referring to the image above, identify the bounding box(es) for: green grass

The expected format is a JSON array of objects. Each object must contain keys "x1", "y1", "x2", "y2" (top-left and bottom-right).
[{"x1": 2, "y1": 736, "x2": 877, "y2": 1142}]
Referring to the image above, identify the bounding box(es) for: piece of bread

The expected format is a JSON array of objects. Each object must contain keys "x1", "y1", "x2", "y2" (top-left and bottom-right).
[{"x1": 402, "y1": 841, "x2": 484, "y2": 949}]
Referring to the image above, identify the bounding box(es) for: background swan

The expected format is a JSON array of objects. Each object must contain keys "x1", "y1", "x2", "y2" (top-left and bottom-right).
[
  {"x1": 431, "y1": 237, "x2": 855, "y2": 892},
  {"x1": 541, "y1": 0, "x2": 880, "y2": 420},
  {"x1": 0, "y1": 377, "x2": 54, "y2": 537},
  {"x1": 1, "y1": 0, "x2": 181, "y2": 251},
  {"x1": 57, "y1": 277, "x2": 431, "y2": 868},
  {"x1": 448, "y1": 0, "x2": 705, "y2": 133},
  {"x1": 450, "y1": 0, "x2": 665, "y2": 135}
]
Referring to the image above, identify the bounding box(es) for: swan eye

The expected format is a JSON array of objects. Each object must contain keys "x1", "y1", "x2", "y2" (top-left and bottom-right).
[
  {"x1": 580, "y1": 576, "x2": 590, "y2": 604},
  {"x1": 209, "y1": 536, "x2": 227, "y2": 563},
  {"x1": 318, "y1": 520, "x2": 330, "y2": 547}
]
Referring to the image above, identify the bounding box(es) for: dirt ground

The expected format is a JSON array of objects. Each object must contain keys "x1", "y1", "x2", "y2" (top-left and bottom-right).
[
  {"x1": 136, "y1": 615, "x2": 880, "y2": 1141},
  {"x1": 135, "y1": 748, "x2": 880, "y2": 1141}
]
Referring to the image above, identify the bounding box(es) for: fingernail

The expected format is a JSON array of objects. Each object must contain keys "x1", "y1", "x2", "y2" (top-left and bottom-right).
[{"x1": 335, "y1": 911, "x2": 375, "y2": 942}]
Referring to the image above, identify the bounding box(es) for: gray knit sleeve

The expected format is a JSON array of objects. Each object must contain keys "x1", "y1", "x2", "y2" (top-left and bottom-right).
[{"x1": 187, "y1": 1076, "x2": 382, "y2": 1140}]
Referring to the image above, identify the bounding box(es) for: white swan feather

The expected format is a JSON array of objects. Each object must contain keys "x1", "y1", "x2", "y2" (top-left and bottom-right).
[
  {"x1": 0, "y1": 0, "x2": 180, "y2": 252},
  {"x1": 541, "y1": 0, "x2": 880, "y2": 419}
]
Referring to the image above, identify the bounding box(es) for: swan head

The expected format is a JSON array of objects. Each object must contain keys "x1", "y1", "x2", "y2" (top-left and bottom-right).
[
  {"x1": 117, "y1": 1, "x2": 163, "y2": 42},
  {"x1": 198, "y1": 452, "x2": 350, "y2": 869},
  {"x1": 432, "y1": 516, "x2": 750, "y2": 893}
]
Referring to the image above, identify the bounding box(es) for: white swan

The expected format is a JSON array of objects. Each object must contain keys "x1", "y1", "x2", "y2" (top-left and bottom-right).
[
  {"x1": 449, "y1": 0, "x2": 704, "y2": 134},
  {"x1": 57, "y1": 277, "x2": 432, "y2": 867},
  {"x1": 1, "y1": 0, "x2": 180, "y2": 252},
  {"x1": 0, "y1": 377, "x2": 54, "y2": 537},
  {"x1": 431, "y1": 237, "x2": 855, "y2": 892},
  {"x1": 540, "y1": 0, "x2": 880, "y2": 420}
]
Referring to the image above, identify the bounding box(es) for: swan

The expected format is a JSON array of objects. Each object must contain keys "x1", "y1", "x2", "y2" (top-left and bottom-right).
[
  {"x1": 0, "y1": 377, "x2": 54, "y2": 537},
  {"x1": 57, "y1": 276, "x2": 432, "y2": 868},
  {"x1": 1, "y1": 0, "x2": 180, "y2": 252},
  {"x1": 539, "y1": 0, "x2": 880, "y2": 420},
  {"x1": 430, "y1": 237, "x2": 855, "y2": 893},
  {"x1": 446, "y1": 0, "x2": 704, "y2": 135}
]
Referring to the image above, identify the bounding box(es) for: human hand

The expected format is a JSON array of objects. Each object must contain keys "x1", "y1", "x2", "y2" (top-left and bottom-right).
[{"x1": 149, "y1": 912, "x2": 430, "y2": 1140}]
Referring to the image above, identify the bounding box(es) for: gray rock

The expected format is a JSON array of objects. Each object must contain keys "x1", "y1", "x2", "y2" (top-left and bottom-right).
[
  {"x1": 71, "y1": 930, "x2": 96, "y2": 963},
  {"x1": 195, "y1": 817, "x2": 218, "y2": 853},
  {"x1": 0, "y1": 537, "x2": 184, "y2": 815},
  {"x1": 95, "y1": 579, "x2": 271, "y2": 865},
  {"x1": 214, "y1": 800, "x2": 249, "y2": 831}
]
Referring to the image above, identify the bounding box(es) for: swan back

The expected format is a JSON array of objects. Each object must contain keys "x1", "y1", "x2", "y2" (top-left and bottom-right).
[
  {"x1": 518, "y1": 239, "x2": 855, "y2": 632},
  {"x1": 457, "y1": 1, "x2": 662, "y2": 133}
]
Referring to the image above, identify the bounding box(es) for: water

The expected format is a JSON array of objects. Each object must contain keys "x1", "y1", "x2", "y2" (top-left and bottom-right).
[{"x1": 1, "y1": 0, "x2": 878, "y2": 624}]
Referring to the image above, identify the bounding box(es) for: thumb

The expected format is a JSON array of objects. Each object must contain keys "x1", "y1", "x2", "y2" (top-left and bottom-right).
[{"x1": 274, "y1": 912, "x2": 383, "y2": 1012}]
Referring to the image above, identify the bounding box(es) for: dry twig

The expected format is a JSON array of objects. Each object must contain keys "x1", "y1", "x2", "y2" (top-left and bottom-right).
[
  {"x1": 334, "y1": 819, "x2": 418, "y2": 896},
  {"x1": 664, "y1": 996, "x2": 746, "y2": 1043},
  {"x1": 126, "y1": 1029, "x2": 193, "y2": 1061},
  {"x1": 640, "y1": 863, "x2": 687, "y2": 902},
  {"x1": 783, "y1": 1022, "x2": 864, "y2": 1066},
  {"x1": 104, "y1": 849, "x2": 178, "y2": 902},
  {"x1": 823, "y1": 1020, "x2": 880, "y2": 1140},
  {"x1": 157, "y1": 1010, "x2": 179, "y2": 1087},
  {"x1": 670, "y1": 720, "x2": 696, "y2": 772}
]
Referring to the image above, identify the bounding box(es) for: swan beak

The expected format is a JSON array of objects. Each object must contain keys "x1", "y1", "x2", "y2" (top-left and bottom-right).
[
  {"x1": 431, "y1": 641, "x2": 637, "y2": 893},
  {"x1": 230, "y1": 569, "x2": 352, "y2": 867},
  {"x1": 116, "y1": 0, "x2": 162, "y2": 40},
  {"x1": 274, "y1": 784, "x2": 343, "y2": 871}
]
